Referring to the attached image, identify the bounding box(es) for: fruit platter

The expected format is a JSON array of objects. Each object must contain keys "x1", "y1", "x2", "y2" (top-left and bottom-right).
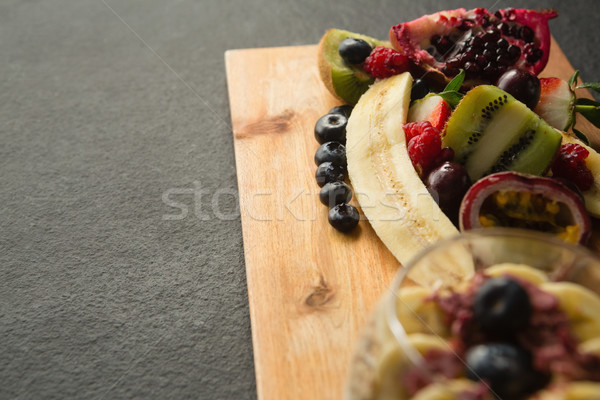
[{"x1": 225, "y1": 6, "x2": 600, "y2": 400}]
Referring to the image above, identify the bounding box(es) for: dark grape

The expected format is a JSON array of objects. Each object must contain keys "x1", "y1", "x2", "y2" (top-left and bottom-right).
[
  {"x1": 426, "y1": 161, "x2": 471, "y2": 224},
  {"x1": 496, "y1": 69, "x2": 541, "y2": 110}
]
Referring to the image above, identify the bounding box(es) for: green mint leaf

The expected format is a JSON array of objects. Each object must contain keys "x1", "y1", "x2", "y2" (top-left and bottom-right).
[
  {"x1": 437, "y1": 91, "x2": 463, "y2": 109},
  {"x1": 573, "y1": 128, "x2": 590, "y2": 146},
  {"x1": 443, "y1": 70, "x2": 465, "y2": 93},
  {"x1": 568, "y1": 70, "x2": 580, "y2": 88},
  {"x1": 577, "y1": 82, "x2": 600, "y2": 93}
]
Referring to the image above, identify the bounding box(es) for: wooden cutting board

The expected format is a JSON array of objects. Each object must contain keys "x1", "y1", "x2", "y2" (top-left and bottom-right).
[{"x1": 225, "y1": 38, "x2": 600, "y2": 400}]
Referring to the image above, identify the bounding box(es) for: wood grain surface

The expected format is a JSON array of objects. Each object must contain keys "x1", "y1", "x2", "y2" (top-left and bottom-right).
[{"x1": 225, "y1": 39, "x2": 600, "y2": 400}]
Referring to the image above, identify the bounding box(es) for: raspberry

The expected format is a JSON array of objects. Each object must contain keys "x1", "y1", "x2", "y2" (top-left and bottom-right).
[
  {"x1": 552, "y1": 143, "x2": 593, "y2": 191},
  {"x1": 403, "y1": 121, "x2": 435, "y2": 142},
  {"x1": 407, "y1": 125, "x2": 442, "y2": 177},
  {"x1": 363, "y1": 46, "x2": 410, "y2": 79}
]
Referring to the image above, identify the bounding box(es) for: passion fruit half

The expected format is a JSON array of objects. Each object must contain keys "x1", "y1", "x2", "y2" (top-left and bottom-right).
[{"x1": 459, "y1": 171, "x2": 591, "y2": 244}]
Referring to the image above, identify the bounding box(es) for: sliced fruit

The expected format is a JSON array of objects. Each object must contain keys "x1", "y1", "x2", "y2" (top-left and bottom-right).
[
  {"x1": 407, "y1": 94, "x2": 452, "y2": 130},
  {"x1": 394, "y1": 286, "x2": 449, "y2": 336},
  {"x1": 459, "y1": 172, "x2": 591, "y2": 245},
  {"x1": 410, "y1": 379, "x2": 481, "y2": 400},
  {"x1": 442, "y1": 85, "x2": 562, "y2": 181},
  {"x1": 486, "y1": 263, "x2": 549, "y2": 285},
  {"x1": 375, "y1": 334, "x2": 448, "y2": 400},
  {"x1": 534, "y1": 77, "x2": 576, "y2": 130},
  {"x1": 390, "y1": 8, "x2": 557, "y2": 89},
  {"x1": 580, "y1": 337, "x2": 600, "y2": 356},
  {"x1": 540, "y1": 281, "x2": 600, "y2": 341},
  {"x1": 317, "y1": 28, "x2": 390, "y2": 105},
  {"x1": 536, "y1": 382, "x2": 600, "y2": 400},
  {"x1": 345, "y1": 73, "x2": 464, "y2": 275}
]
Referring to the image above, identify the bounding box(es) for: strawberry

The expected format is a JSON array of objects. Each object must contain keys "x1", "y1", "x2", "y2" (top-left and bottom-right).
[
  {"x1": 533, "y1": 77, "x2": 575, "y2": 131},
  {"x1": 407, "y1": 94, "x2": 452, "y2": 131}
]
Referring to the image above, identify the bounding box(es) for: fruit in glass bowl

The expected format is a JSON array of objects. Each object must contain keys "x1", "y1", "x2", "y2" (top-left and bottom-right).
[{"x1": 345, "y1": 230, "x2": 600, "y2": 400}]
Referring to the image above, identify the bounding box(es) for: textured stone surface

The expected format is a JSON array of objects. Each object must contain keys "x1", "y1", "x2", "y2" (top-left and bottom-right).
[{"x1": 0, "y1": 0, "x2": 598, "y2": 399}]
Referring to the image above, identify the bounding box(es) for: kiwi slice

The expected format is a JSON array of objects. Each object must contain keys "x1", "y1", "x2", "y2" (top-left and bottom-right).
[
  {"x1": 442, "y1": 85, "x2": 562, "y2": 181},
  {"x1": 317, "y1": 29, "x2": 390, "y2": 105},
  {"x1": 442, "y1": 85, "x2": 517, "y2": 165}
]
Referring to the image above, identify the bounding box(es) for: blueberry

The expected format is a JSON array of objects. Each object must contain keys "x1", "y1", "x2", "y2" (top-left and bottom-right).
[
  {"x1": 320, "y1": 181, "x2": 352, "y2": 208},
  {"x1": 338, "y1": 38, "x2": 372, "y2": 65},
  {"x1": 328, "y1": 105, "x2": 353, "y2": 118},
  {"x1": 315, "y1": 162, "x2": 346, "y2": 187},
  {"x1": 473, "y1": 277, "x2": 532, "y2": 337},
  {"x1": 314, "y1": 113, "x2": 348, "y2": 144},
  {"x1": 411, "y1": 79, "x2": 430, "y2": 101},
  {"x1": 314, "y1": 141, "x2": 346, "y2": 167},
  {"x1": 465, "y1": 343, "x2": 548, "y2": 398},
  {"x1": 328, "y1": 203, "x2": 359, "y2": 232}
]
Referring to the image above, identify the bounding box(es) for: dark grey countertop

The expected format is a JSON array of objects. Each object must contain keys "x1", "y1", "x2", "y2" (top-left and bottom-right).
[{"x1": 1, "y1": 1, "x2": 599, "y2": 399}]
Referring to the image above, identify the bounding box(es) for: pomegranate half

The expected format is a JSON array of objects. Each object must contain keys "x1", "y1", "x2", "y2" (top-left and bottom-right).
[{"x1": 390, "y1": 8, "x2": 557, "y2": 89}]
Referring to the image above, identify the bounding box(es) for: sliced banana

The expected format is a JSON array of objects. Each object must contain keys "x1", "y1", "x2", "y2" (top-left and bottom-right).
[
  {"x1": 375, "y1": 333, "x2": 448, "y2": 400},
  {"x1": 580, "y1": 337, "x2": 600, "y2": 356},
  {"x1": 394, "y1": 286, "x2": 449, "y2": 337},
  {"x1": 536, "y1": 382, "x2": 600, "y2": 400},
  {"x1": 486, "y1": 263, "x2": 549, "y2": 285},
  {"x1": 559, "y1": 131, "x2": 600, "y2": 217},
  {"x1": 345, "y1": 73, "x2": 468, "y2": 282},
  {"x1": 411, "y1": 379, "x2": 479, "y2": 400},
  {"x1": 540, "y1": 281, "x2": 600, "y2": 341}
]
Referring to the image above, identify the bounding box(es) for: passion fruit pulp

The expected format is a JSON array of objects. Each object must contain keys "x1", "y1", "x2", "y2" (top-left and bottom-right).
[{"x1": 459, "y1": 172, "x2": 591, "y2": 244}]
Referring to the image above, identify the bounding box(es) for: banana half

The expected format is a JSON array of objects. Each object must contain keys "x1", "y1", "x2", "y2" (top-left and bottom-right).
[{"x1": 345, "y1": 73, "x2": 463, "y2": 276}]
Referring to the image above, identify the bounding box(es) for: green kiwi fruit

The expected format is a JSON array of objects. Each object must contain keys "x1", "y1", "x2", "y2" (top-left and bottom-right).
[
  {"x1": 317, "y1": 29, "x2": 390, "y2": 105},
  {"x1": 442, "y1": 86, "x2": 517, "y2": 165},
  {"x1": 442, "y1": 85, "x2": 562, "y2": 181}
]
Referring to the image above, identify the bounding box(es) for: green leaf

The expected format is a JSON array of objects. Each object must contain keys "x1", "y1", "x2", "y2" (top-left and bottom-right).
[
  {"x1": 576, "y1": 98, "x2": 599, "y2": 106},
  {"x1": 573, "y1": 128, "x2": 590, "y2": 146},
  {"x1": 577, "y1": 82, "x2": 600, "y2": 93},
  {"x1": 443, "y1": 70, "x2": 466, "y2": 93},
  {"x1": 437, "y1": 91, "x2": 463, "y2": 109},
  {"x1": 568, "y1": 70, "x2": 580, "y2": 88},
  {"x1": 577, "y1": 104, "x2": 600, "y2": 129}
]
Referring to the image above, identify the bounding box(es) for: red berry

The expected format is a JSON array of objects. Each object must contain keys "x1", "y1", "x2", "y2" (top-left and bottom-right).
[
  {"x1": 552, "y1": 143, "x2": 593, "y2": 191},
  {"x1": 363, "y1": 46, "x2": 410, "y2": 79},
  {"x1": 407, "y1": 125, "x2": 442, "y2": 176},
  {"x1": 403, "y1": 121, "x2": 434, "y2": 142}
]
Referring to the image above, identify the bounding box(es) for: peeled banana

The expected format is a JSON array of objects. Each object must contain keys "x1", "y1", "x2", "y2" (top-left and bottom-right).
[{"x1": 345, "y1": 73, "x2": 465, "y2": 277}]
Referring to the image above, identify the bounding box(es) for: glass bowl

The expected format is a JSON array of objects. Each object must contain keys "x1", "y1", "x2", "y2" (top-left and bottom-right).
[{"x1": 345, "y1": 228, "x2": 600, "y2": 400}]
